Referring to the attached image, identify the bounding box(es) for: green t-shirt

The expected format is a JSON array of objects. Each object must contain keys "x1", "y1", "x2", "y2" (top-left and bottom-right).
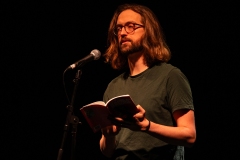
[{"x1": 103, "y1": 63, "x2": 194, "y2": 159}]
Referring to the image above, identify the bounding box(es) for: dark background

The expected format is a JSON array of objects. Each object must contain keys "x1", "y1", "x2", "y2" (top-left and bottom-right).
[{"x1": 2, "y1": 0, "x2": 239, "y2": 160}]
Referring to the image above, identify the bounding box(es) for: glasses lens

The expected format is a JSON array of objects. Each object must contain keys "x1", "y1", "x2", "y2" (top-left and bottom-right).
[
  {"x1": 125, "y1": 24, "x2": 134, "y2": 33},
  {"x1": 114, "y1": 23, "x2": 142, "y2": 35},
  {"x1": 114, "y1": 26, "x2": 121, "y2": 35}
]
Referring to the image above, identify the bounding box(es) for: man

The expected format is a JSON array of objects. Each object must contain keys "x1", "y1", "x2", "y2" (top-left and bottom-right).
[{"x1": 99, "y1": 3, "x2": 196, "y2": 160}]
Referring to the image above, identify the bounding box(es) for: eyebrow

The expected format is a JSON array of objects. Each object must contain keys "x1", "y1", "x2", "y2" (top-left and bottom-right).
[{"x1": 116, "y1": 21, "x2": 138, "y2": 26}]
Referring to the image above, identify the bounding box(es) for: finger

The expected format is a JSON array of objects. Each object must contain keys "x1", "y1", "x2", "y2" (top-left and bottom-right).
[
  {"x1": 133, "y1": 105, "x2": 145, "y2": 121},
  {"x1": 108, "y1": 114, "x2": 124, "y2": 122},
  {"x1": 134, "y1": 112, "x2": 144, "y2": 118},
  {"x1": 110, "y1": 117, "x2": 125, "y2": 126},
  {"x1": 136, "y1": 105, "x2": 145, "y2": 113},
  {"x1": 114, "y1": 117, "x2": 124, "y2": 121}
]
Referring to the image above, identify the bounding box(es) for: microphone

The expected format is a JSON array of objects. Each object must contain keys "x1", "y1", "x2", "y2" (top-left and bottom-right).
[{"x1": 66, "y1": 49, "x2": 101, "y2": 70}]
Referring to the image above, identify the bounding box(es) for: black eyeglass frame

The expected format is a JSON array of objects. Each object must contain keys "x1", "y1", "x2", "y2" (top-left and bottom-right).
[{"x1": 113, "y1": 22, "x2": 144, "y2": 35}]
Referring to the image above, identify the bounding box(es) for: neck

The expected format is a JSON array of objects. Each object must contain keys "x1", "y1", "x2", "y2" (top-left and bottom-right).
[{"x1": 127, "y1": 52, "x2": 148, "y2": 76}]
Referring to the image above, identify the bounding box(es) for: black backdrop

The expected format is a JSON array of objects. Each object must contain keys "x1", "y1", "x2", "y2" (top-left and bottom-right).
[{"x1": 2, "y1": 0, "x2": 239, "y2": 160}]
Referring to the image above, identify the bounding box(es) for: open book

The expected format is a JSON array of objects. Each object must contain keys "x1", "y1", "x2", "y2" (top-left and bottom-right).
[{"x1": 80, "y1": 94, "x2": 138, "y2": 132}]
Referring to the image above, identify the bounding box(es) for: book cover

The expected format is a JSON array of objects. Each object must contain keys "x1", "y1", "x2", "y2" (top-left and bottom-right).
[{"x1": 80, "y1": 95, "x2": 138, "y2": 132}]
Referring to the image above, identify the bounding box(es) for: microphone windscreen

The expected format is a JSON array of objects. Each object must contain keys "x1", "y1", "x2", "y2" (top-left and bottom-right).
[{"x1": 91, "y1": 49, "x2": 101, "y2": 60}]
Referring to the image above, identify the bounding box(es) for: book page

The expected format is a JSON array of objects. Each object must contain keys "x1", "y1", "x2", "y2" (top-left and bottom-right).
[
  {"x1": 82, "y1": 101, "x2": 106, "y2": 108},
  {"x1": 105, "y1": 94, "x2": 130, "y2": 105},
  {"x1": 80, "y1": 105, "x2": 112, "y2": 132}
]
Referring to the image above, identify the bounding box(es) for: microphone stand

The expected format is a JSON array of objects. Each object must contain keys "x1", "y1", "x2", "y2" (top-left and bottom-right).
[{"x1": 57, "y1": 70, "x2": 82, "y2": 160}]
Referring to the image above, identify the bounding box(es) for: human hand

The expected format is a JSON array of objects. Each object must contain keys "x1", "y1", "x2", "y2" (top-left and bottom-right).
[
  {"x1": 110, "y1": 105, "x2": 150, "y2": 131},
  {"x1": 101, "y1": 125, "x2": 121, "y2": 137}
]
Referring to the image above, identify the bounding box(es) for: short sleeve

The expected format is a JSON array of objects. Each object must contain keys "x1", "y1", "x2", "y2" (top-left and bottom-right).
[{"x1": 166, "y1": 68, "x2": 194, "y2": 113}]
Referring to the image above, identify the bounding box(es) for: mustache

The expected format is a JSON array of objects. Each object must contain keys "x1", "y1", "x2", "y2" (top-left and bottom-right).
[{"x1": 120, "y1": 38, "x2": 132, "y2": 44}]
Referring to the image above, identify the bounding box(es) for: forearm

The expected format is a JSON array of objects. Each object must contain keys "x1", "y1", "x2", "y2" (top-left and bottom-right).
[
  {"x1": 134, "y1": 106, "x2": 196, "y2": 147},
  {"x1": 147, "y1": 121, "x2": 196, "y2": 147},
  {"x1": 99, "y1": 134, "x2": 116, "y2": 157}
]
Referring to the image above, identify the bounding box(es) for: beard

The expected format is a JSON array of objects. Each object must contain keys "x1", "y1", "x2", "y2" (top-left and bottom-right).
[{"x1": 119, "y1": 38, "x2": 143, "y2": 56}]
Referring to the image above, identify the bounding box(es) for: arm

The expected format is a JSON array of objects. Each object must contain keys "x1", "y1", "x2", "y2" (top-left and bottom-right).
[
  {"x1": 111, "y1": 104, "x2": 196, "y2": 147},
  {"x1": 132, "y1": 105, "x2": 196, "y2": 147},
  {"x1": 145, "y1": 108, "x2": 196, "y2": 147},
  {"x1": 99, "y1": 125, "x2": 121, "y2": 157},
  {"x1": 143, "y1": 67, "x2": 196, "y2": 147}
]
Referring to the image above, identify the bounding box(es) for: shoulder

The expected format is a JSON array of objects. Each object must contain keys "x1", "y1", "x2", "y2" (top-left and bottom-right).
[
  {"x1": 152, "y1": 63, "x2": 177, "y2": 73},
  {"x1": 108, "y1": 72, "x2": 127, "y2": 85},
  {"x1": 103, "y1": 72, "x2": 128, "y2": 102},
  {"x1": 155, "y1": 63, "x2": 187, "y2": 79},
  {"x1": 148, "y1": 63, "x2": 190, "y2": 87},
  {"x1": 148, "y1": 63, "x2": 180, "y2": 78}
]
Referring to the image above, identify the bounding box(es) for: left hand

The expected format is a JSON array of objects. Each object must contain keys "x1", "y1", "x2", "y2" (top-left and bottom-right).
[{"x1": 110, "y1": 105, "x2": 150, "y2": 131}]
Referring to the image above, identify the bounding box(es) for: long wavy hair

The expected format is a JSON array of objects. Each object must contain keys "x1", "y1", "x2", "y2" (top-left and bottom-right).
[{"x1": 104, "y1": 3, "x2": 171, "y2": 70}]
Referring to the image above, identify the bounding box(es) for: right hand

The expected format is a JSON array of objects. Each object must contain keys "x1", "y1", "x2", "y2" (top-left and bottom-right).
[{"x1": 101, "y1": 125, "x2": 121, "y2": 137}]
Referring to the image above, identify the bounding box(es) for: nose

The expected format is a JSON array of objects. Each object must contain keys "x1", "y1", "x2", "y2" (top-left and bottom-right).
[{"x1": 119, "y1": 27, "x2": 128, "y2": 35}]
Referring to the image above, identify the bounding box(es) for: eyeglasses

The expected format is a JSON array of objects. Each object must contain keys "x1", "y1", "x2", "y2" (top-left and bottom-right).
[{"x1": 114, "y1": 22, "x2": 144, "y2": 35}]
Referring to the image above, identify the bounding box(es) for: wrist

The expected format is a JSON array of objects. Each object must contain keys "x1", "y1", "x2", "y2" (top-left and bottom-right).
[
  {"x1": 102, "y1": 133, "x2": 116, "y2": 138},
  {"x1": 141, "y1": 119, "x2": 151, "y2": 131}
]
